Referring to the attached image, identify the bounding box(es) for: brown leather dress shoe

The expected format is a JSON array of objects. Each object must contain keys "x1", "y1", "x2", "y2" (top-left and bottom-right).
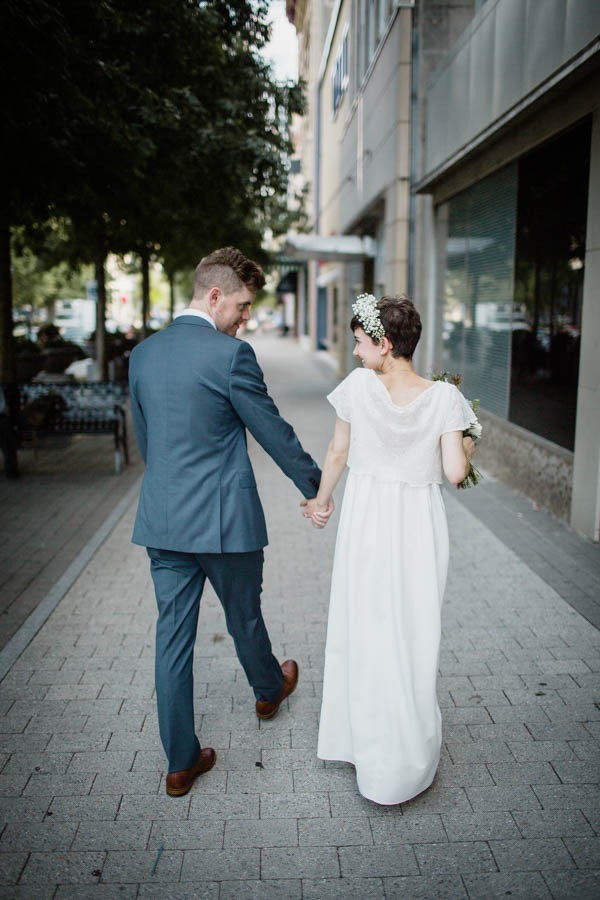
[
  {"x1": 165, "y1": 747, "x2": 216, "y2": 797},
  {"x1": 255, "y1": 660, "x2": 299, "y2": 720}
]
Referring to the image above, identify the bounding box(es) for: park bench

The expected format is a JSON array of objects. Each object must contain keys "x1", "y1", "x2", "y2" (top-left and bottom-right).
[{"x1": 12, "y1": 381, "x2": 130, "y2": 474}]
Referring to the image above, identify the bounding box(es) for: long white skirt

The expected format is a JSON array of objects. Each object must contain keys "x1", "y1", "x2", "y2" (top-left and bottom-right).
[{"x1": 317, "y1": 472, "x2": 449, "y2": 805}]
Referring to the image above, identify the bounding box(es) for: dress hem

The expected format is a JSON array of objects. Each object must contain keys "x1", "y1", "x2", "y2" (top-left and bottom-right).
[{"x1": 317, "y1": 752, "x2": 437, "y2": 807}]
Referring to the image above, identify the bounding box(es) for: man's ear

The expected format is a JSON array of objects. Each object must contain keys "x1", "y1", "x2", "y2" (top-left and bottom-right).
[{"x1": 208, "y1": 287, "x2": 221, "y2": 308}]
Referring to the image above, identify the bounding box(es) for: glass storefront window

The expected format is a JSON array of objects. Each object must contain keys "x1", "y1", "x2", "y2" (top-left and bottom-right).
[
  {"x1": 441, "y1": 165, "x2": 518, "y2": 419},
  {"x1": 510, "y1": 119, "x2": 591, "y2": 450},
  {"x1": 439, "y1": 117, "x2": 591, "y2": 451}
]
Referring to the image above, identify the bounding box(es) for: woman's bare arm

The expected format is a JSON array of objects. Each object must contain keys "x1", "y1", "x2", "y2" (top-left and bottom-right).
[
  {"x1": 302, "y1": 417, "x2": 350, "y2": 527},
  {"x1": 441, "y1": 431, "x2": 475, "y2": 485}
]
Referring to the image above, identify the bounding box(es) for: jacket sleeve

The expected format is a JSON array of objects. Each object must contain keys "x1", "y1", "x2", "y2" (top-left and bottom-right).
[
  {"x1": 128, "y1": 361, "x2": 147, "y2": 464},
  {"x1": 229, "y1": 340, "x2": 321, "y2": 498}
]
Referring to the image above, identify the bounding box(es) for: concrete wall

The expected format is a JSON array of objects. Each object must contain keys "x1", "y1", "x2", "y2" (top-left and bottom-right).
[
  {"x1": 319, "y1": 9, "x2": 411, "y2": 287},
  {"x1": 294, "y1": 0, "x2": 336, "y2": 229},
  {"x1": 319, "y1": 0, "x2": 354, "y2": 236},
  {"x1": 476, "y1": 411, "x2": 574, "y2": 522},
  {"x1": 289, "y1": 0, "x2": 336, "y2": 351},
  {"x1": 320, "y1": 9, "x2": 411, "y2": 233}
]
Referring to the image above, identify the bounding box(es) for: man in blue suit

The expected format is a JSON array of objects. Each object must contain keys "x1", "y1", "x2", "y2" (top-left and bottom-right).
[{"x1": 129, "y1": 247, "x2": 325, "y2": 796}]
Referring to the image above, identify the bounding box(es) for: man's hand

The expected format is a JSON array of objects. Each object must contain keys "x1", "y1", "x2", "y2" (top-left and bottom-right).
[{"x1": 300, "y1": 497, "x2": 334, "y2": 529}]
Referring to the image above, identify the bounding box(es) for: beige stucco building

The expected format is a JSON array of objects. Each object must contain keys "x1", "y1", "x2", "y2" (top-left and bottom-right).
[{"x1": 286, "y1": 0, "x2": 414, "y2": 374}]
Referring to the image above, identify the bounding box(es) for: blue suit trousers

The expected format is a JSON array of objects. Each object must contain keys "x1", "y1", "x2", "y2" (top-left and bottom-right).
[{"x1": 147, "y1": 548, "x2": 284, "y2": 772}]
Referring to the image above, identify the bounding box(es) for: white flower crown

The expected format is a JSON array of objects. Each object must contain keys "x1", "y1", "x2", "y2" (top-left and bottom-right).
[{"x1": 352, "y1": 293, "x2": 385, "y2": 341}]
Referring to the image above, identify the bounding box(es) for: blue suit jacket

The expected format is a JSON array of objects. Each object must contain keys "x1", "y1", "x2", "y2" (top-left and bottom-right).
[{"x1": 129, "y1": 317, "x2": 321, "y2": 553}]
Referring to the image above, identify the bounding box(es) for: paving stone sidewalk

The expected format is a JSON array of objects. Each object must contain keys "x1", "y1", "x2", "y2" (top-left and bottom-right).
[
  {"x1": 0, "y1": 334, "x2": 599, "y2": 898},
  {"x1": 0, "y1": 412, "x2": 143, "y2": 650}
]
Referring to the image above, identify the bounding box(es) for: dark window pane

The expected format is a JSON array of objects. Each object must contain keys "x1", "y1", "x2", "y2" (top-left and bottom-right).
[
  {"x1": 510, "y1": 119, "x2": 591, "y2": 450},
  {"x1": 441, "y1": 164, "x2": 518, "y2": 418}
]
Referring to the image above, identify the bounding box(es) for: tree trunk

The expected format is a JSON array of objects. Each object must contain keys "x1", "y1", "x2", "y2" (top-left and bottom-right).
[
  {"x1": 0, "y1": 209, "x2": 16, "y2": 384},
  {"x1": 140, "y1": 247, "x2": 150, "y2": 339},
  {"x1": 168, "y1": 270, "x2": 175, "y2": 322},
  {"x1": 45, "y1": 297, "x2": 56, "y2": 327},
  {"x1": 95, "y1": 254, "x2": 108, "y2": 380}
]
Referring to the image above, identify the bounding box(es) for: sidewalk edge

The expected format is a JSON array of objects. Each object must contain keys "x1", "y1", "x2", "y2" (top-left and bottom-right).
[{"x1": 0, "y1": 476, "x2": 142, "y2": 681}]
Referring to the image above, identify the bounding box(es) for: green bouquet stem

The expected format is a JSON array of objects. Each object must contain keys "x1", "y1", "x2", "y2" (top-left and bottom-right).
[{"x1": 459, "y1": 461, "x2": 483, "y2": 490}]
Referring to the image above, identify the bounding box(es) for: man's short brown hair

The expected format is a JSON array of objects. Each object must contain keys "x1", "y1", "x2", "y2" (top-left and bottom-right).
[{"x1": 193, "y1": 247, "x2": 265, "y2": 298}]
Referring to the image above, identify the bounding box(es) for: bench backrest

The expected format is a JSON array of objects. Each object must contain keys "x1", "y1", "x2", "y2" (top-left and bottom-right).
[
  {"x1": 8, "y1": 382, "x2": 129, "y2": 431},
  {"x1": 18, "y1": 382, "x2": 128, "y2": 404}
]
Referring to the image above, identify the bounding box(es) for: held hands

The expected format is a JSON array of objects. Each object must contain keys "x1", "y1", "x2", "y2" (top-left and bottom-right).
[{"x1": 300, "y1": 496, "x2": 334, "y2": 529}]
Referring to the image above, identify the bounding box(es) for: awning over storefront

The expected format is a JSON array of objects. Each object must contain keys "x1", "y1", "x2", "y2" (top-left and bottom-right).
[
  {"x1": 275, "y1": 270, "x2": 298, "y2": 293},
  {"x1": 283, "y1": 233, "x2": 377, "y2": 262}
]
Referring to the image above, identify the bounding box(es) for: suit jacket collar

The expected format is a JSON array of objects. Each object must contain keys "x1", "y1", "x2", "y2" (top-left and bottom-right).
[{"x1": 170, "y1": 316, "x2": 216, "y2": 329}]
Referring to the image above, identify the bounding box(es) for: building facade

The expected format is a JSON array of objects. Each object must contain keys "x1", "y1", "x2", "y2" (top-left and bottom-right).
[
  {"x1": 415, "y1": 0, "x2": 600, "y2": 540},
  {"x1": 287, "y1": 0, "x2": 600, "y2": 541},
  {"x1": 285, "y1": 0, "x2": 335, "y2": 348},
  {"x1": 286, "y1": 0, "x2": 414, "y2": 374}
]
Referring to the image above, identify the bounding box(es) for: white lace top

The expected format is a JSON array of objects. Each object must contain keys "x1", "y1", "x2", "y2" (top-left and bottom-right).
[{"x1": 327, "y1": 368, "x2": 476, "y2": 485}]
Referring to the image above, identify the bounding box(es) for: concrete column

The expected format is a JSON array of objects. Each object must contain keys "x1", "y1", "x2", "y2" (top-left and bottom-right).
[
  {"x1": 337, "y1": 266, "x2": 350, "y2": 377},
  {"x1": 571, "y1": 108, "x2": 600, "y2": 542},
  {"x1": 297, "y1": 266, "x2": 306, "y2": 344},
  {"x1": 414, "y1": 193, "x2": 437, "y2": 375},
  {"x1": 384, "y1": 177, "x2": 410, "y2": 294},
  {"x1": 413, "y1": 195, "x2": 447, "y2": 377},
  {"x1": 307, "y1": 259, "x2": 318, "y2": 351}
]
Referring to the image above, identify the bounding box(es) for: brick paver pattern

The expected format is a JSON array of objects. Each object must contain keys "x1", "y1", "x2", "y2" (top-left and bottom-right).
[
  {"x1": 0, "y1": 335, "x2": 598, "y2": 898},
  {"x1": 0, "y1": 412, "x2": 143, "y2": 650}
]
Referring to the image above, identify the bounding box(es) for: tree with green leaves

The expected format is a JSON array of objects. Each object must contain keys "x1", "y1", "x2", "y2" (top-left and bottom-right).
[{"x1": 1, "y1": 0, "x2": 301, "y2": 382}]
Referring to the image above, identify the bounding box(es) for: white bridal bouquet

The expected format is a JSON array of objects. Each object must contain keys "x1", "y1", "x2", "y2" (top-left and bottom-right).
[{"x1": 432, "y1": 370, "x2": 483, "y2": 489}]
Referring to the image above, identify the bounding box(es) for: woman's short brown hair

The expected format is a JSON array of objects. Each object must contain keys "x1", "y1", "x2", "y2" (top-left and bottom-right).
[{"x1": 350, "y1": 294, "x2": 422, "y2": 359}]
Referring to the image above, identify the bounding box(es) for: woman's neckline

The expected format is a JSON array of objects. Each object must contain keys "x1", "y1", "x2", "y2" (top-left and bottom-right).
[{"x1": 369, "y1": 369, "x2": 439, "y2": 410}]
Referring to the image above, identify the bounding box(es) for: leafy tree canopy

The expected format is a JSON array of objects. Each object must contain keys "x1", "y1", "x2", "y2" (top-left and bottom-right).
[
  {"x1": 2, "y1": 0, "x2": 298, "y2": 260},
  {"x1": 1, "y1": 0, "x2": 302, "y2": 378}
]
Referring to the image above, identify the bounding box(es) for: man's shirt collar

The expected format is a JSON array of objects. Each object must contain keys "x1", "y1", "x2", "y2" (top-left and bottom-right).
[{"x1": 175, "y1": 308, "x2": 216, "y2": 329}]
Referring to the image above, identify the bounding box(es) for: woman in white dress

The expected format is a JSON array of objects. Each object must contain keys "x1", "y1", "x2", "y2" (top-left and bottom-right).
[{"x1": 306, "y1": 294, "x2": 476, "y2": 805}]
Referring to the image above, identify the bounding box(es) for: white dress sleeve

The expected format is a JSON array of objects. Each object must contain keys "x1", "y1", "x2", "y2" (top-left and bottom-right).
[
  {"x1": 441, "y1": 384, "x2": 477, "y2": 434},
  {"x1": 326, "y1": 372, "x2": 354, "y2": 422}
]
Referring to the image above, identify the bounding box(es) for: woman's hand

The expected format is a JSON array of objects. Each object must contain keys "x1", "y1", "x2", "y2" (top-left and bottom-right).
[
  {"x1": 300, "y1": 416, "x2": 348, "y2": 529},
  {"x1": 462, "y1": 435, "x2": 476, "y2": 459},
  {"x1": 301, "y1": 496, "x2": 334, "y2": 528},
  {"x1": 312, "y1": 497, "x2": 334, "y2": 528}
]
